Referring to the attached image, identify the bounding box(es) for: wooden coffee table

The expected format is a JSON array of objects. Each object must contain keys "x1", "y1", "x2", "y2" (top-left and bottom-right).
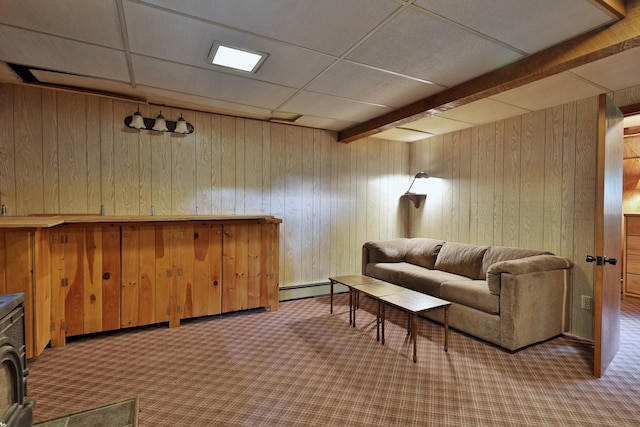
[
  {"x1": 351, "y1": 281, "x2": 406, "y2": 340},
  {"x1": 379, "y1": 289, "x2": 451, "y2": 362},
  {"x1": 328, "y1": 275, "x2": 383, "y2": 324}
]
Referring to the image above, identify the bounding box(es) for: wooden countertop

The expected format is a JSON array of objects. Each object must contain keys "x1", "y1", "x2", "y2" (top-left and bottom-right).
[{"x1": 0, "y1": 214, "x2": 282, "y2": 229}]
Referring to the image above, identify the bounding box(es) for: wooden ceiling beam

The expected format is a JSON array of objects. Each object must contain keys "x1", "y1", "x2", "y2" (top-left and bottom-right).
[{"x1": 338, "y1": 0, "x2": 637, "y2": 143}]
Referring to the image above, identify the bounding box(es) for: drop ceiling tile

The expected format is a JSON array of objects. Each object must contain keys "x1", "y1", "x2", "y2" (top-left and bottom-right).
[
  {"x1": 0, "y1": 0, "x2": 124, "y2": 49},
  {"x1": 31, "y1": 71, "x2": 141, "y2": 99},
  {"x1": 137, "y1": 0, "x2": 401, "y2": 56},
  {"x1": 137, "y1": 86, "x2": 275, "y2": 119},
  {"x1": 372, "y1": 128, "x2": 432, "y2": 142},
  {"x1": 124, "y1": 1, "x2": 335, "y2": 89},
  {"x1": 0, "y1": 26, "x2": 130, "y2": 82},
  {"x1": 347, "y1": 8, "x2": 522, "y2": 86},
  {"x1": 280, "y1": 91, "x2": 394, "y2": 123},
  {"x1": 132, "y1": 56, "x2": 297, "y2": 110},
  {"x1": 403, "y1": 116, "x2": 474, "y2": 135},
  {"x1": 307, "y1": 61, "x2": 444, "y2": 108},
  {"x1": 437, "y1": 98, "x2": 530, "y2": 125},
  {"x1": 571, "y1": 46, "x2": 640, "y2": 92},
  {"x1": 293, "y1": 115, "x2": 357, "y2": 132},
  {"x1": 489, "y1": 72, "x2": 605, "y2": 112},
  {"x1": 414, "y1": 0, "x2": 617, "y2": 54}
]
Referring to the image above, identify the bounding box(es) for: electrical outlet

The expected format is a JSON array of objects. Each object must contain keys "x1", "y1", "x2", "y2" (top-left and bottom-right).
[{"x1": 581, "y1": 295, "x2": 592, "y2": 310}]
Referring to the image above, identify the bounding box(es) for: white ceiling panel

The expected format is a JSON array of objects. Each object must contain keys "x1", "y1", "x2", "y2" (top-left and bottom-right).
[
  {"x1": 0, "y1": 26, "x2": 130, "y2": 82},
  {"x1": 137, "y1": 0, "x2": 402, "y2": 56},
  {"x1": 403, "y1": 115, "x2": 474, "y2": 135},
  {"x1": 132, "y1": 56, "x2": 297, "y2": 110},
  {"x1": 136, "y1": 85, "x2": 275, "y2": 119},
  {"x1": 490, "y1": 72, "x2": 606, "y2": 112},
  {"x1": 371, "y1": 128, "x2": 432, "y2": 142},
  {"x1": 413, "y1": 0, "x2": 617, "y2": 54},
  {"x1": 0, "y1": 0, "x2": 124, "y2": 49},
  {"x1": 124, "y1": 1, "x2": 336, "y2": 89},
  {"x1": 281, "y1": 91, "x2": 393, "y2": 123},
  {"x1": 293, "y1": 115, "x2": 357, "y2": 132},
  {"x1": 307, "y1": 61, "x2": 443, "y2": 108},
  {"x1": 347, "y1": 8, "x2": 523, "y2": 86},
  {"x1": 571, "y1": 46, "x2": 640, "y2": 92},
  {"x1": 438, "y1": 98, "x2": 530, "y2": 125}
]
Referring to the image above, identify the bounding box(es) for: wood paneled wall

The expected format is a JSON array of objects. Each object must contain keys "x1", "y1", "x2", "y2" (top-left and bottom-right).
[
  {"x1": 409, "y1": 98, "x2": 599, "y2": 339},
  {"x1": 0, "y1": 83, "x2": 409, "y2": 287}
]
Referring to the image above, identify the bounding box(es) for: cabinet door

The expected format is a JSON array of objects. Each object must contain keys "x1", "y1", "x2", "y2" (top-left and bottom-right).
[
  {"x1": 154, "y1": 225, "x2": 180, "y2": 327},
  {"x1": 121, "y1": 225, "x2": 156, "y2": 328},
  {"x1": 0, "y1": 231, "x2": 38, "y2": 357},
  {"x1": 50, "y1": 225, "x2": 121, "y2": 345},
  {"x1": 185, "y1": 223, "x2": 222, "y2": 318},
  {"x1": 223, "y1": 223, "x2": 276, "y2": 313},
  {"x1": 152, "y1": 224, "x2": 223, "y2": 324}
]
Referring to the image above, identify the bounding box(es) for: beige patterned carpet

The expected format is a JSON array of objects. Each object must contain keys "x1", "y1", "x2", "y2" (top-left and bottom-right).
[{"x1": 27, "y1": 295, "x2": 640, "y2": 426}]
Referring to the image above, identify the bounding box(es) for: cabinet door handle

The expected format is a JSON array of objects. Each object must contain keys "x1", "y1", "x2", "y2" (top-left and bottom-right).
[
  {"x1": 103, "y1": 272, "x2": 111, "y2": 280},
  {"x1": 213, "y1": 280, "x2": 218, "y2": 287}
]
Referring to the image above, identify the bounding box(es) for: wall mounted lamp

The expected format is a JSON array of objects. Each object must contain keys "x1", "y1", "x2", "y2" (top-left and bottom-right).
[
  {"x1": 124, "y1": 109, "x2": 194, "y2": 134},
  {"x1": 402, "y1": 171, "x2": 429, "y2": 208}
]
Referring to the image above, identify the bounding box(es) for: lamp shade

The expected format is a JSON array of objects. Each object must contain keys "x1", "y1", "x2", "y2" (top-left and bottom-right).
[
  {"x1": 174, "y1": 116, "x2": 189, "y2": 134},
  {"x1": 129, "y1": 109, "x2": 146, "y2": 129},
  {"x1": 152, "y1": 112, "x2": 168, "y2": 132}
]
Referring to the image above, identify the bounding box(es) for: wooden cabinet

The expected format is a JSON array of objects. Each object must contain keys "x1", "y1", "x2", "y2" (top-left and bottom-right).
[
  {"x1": 1, "y1": 215, "x2": 280, "y2": 356},
  {"x1": 624, "y1": 215, "x2": 640, "y2": 299}
]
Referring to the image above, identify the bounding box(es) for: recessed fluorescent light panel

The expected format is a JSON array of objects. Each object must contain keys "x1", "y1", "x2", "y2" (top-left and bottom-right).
[{"x1": 207, "y1": 41, "x2": 268, "y2": 73}]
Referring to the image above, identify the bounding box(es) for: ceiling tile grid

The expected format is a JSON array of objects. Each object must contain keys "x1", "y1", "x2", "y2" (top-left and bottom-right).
[
  {"x1": 305, "y1": 61, "x2": 444, "y2": 108},
  {"x1": 137, "y1": 0, "x2": 404, "y2": 56},
  {"x1": 413, "y1": 0, "x2": 617, "y2": 54},
  {"x1": 345, "y1": 7, "x2": 523, "y2": 87},
  {"x1": 0, "y1": 0, "x2": 632, "y2": 141}
]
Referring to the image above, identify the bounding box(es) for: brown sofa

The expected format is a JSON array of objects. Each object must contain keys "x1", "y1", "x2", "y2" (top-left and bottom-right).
[{"x1": 362, "y1": 238, "x2": 573, "y2": 351}]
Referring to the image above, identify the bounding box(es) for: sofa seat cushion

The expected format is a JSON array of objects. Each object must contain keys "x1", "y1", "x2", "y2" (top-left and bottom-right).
[
  {"x1": 364, "y1": 262, "x2": 408, "y2": 284},
  {"x1": 434, "y1": 242, "x2": 489, "y2": 279},
  {"x1": 397, "y1": 264, "x2": 469, "y2": 297},
  {"x1": 440, "y1": 280, "x2": 499, "y2": 315}
]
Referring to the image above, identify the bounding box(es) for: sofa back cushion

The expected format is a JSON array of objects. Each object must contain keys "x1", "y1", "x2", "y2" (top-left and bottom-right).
[
  {"x1": 405, "y1": 238, "x2": 445, "y2": 269},
  {"x1": 480, "y1": 246, "x2": 552, "y2": 277},
  {"x1": 434, "y1": 242, "x2": 489, "y2": 280},
  {"x1": 363, "y1": 239, "x2": 409, "y2": 263}
]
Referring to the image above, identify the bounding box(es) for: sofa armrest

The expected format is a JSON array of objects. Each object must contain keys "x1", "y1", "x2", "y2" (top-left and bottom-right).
[
  {"x1": 486, "y1": 254, "x2": 573, "y2": 295},
  {"x1": 498, "y1": 265, "x2": 572, "y2": 350}
]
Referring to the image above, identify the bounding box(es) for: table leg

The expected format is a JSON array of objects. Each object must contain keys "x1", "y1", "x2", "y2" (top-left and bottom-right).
[
  {"x1": 412, "y1": 313, "x2": 417, "y2": 363},
  {"x1": 348, "y1": 287, "x2": 352, "y2": 325},
  {"x1": 376, "y1": 300, "x2": 380, "y2": 342},
  {"x1": 352, "y1": 290, "x2": 357, "y2": 328},
  {"x1": 444, "y1": 306, "x2": 449, "y2": 352},
  {"x1": 406, "y1": 313, "x2": 411, "y2": 335},
  {"x1": 381, "y1": 302, "x2": 386, "y2": 345},
  {"x1": 330, "y1": 280, "x2": 334, "y2": 314}
]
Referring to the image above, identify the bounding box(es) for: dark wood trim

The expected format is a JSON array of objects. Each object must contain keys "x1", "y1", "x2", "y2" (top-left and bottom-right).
[
  {"x1": 338, "y1": 0, "x2": 638, "y2": 143},
  {"x1": 620, "y1": 102, "x2": 640, "y2": 115},
  {"x1": 594, "y1": 0, "x2": 626, "y2": 18}
]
